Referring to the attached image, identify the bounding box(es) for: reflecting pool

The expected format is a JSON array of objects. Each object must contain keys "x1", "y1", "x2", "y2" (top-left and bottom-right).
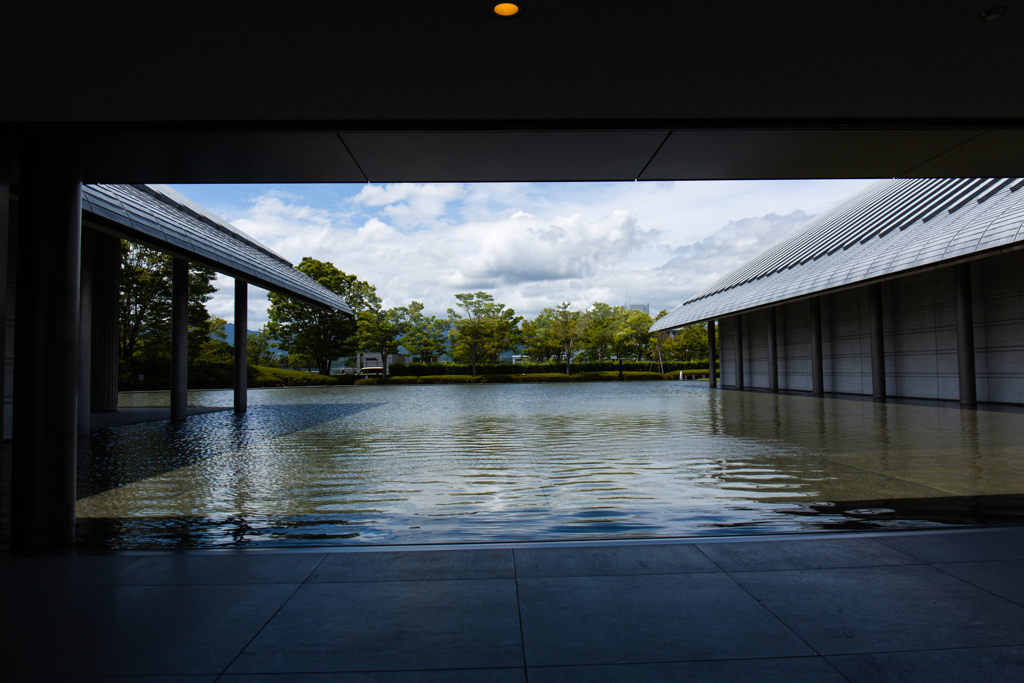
[{"x1": 76, "y1": 383, "x2": 1024, "y2": 548}]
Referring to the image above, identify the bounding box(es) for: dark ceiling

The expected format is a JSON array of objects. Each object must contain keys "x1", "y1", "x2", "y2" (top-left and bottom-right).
[{"x1": 3, "y1": 1, "x2": 1023, "y2": 182}]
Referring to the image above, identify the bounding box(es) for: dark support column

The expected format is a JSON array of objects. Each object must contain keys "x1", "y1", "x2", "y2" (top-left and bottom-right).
[
  {"x1": 734, "y1": 314, "x2": 744, "y2": 390},
  {"x1": 12, "y1": 148, "x2": 82, "y2": 548},
  {"x1": 78, "y1": 229, "x2": 93, "y2": 434},
  {"x1": 869, "y1": 283, "x2": 886, "y2": 402},
  {"x1": 767, "y1": 307, "x2": 779, "y2": 393},
  {"x1": 234, "y1": 279, "x2": 248, "y2": 412},
  {"x1": 90, "y1": 232, "x2": 119, "y2": 412},
  {"x1": 707, "y1": 320, "x2": 717, "y2": 389},
  {"x1": 954, "y1": 263, "x2": 977, "y2": 408},
  {"x1": 0, "y1": 177, "x2": 8, "y2": 446},
  {"x1": 170, "y1": 258, "x2": 189, "y2": 421},
  {"x1": 810, "y1": 297, "x2": 824, "y2": 397}
]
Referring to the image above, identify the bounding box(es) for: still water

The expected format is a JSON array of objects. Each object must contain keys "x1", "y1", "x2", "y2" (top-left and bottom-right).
[{"x1": 76, "y1": 383, "x2": 1024, "y2": 548}]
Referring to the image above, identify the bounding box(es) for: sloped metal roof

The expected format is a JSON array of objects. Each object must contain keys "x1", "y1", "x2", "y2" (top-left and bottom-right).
[
  {"x1": 82, "y1": 184, "x2": 352, "y2": 314},
  {"x1": 652, "y1": 177, "x2": 1024, "y2": 331}
]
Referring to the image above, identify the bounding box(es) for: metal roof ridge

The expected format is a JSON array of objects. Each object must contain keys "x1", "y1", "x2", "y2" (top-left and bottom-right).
[{"x1": 137, "y1": 184, "x2": 293, "y2": 268}]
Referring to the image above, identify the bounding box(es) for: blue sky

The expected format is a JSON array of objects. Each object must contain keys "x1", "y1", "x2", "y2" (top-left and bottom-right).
[{"x1": 170, "y1": 179, "x2": 877, "y2": 328}]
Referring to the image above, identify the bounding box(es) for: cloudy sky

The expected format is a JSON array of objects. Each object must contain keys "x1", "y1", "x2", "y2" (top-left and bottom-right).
[{"x1": 170, "y1": 179, "x2": 878, "y2": 329}]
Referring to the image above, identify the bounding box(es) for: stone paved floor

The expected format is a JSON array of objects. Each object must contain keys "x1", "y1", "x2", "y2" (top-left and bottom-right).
[{"x1": 1, "y1": 526, "x2": 1022, "y2": 682}]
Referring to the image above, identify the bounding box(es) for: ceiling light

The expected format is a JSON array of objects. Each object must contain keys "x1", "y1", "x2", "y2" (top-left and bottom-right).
[{"x1": 493, "y1": 3, "x2": 520, "y2": 17}]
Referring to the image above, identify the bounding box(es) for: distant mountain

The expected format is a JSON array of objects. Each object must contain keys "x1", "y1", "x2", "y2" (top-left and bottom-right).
[
  {"x1": 220, "y1": 323, "x2": 288, "y2": 357},
  {"x1": 220, "y1": 322, "x2": 255, "y2": 347}
]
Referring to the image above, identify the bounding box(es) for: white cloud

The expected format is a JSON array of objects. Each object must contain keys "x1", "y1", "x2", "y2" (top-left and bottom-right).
[
  {"x1": 353, "y1": 183, "x2": 466, "y2": 228},
  {"x1": 176, "y1": 179, "x2": 876, "y2": 326},
  {"x1": 656, "y1": 210, "x2": 815, "y2": 305}
]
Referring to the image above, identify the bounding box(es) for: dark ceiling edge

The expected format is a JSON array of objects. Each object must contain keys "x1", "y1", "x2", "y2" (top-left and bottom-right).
[
  {"x1": 5, "y1": 119, "x2": 1024, "y2": 134},
  {"x1": 896, "y1": 130, "x2": 992, "y2": 178},
  {"x1": 335, "y1": 133, "x2": 368, "y2": 183},
  {"x1": 634, "y1": 131, "x2": 673, "y2": 181}
]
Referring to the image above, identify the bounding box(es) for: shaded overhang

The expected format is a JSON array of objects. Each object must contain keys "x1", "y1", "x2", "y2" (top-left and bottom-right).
[
  {"x1": 2, "y1": 3, "x2": 1024, "y2": 184},
  {"x1": 652, "y1": 177, "x2": 1024, "y2": 332},
  {"x1": 82, "y1": 184, "x2": 352, "y2": 314}
]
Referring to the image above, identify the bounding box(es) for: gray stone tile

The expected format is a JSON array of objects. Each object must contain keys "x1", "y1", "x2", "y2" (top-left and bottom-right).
[
  {"x1": 514, "y1": 543, "x2": 719, "y2": 578},
  {"x1": 310, "y1": 549, "x2": 514, "y2": 583},
  {"x1": 117, "y1": 551, "x2": 326, "y2": 585},
  {"x1": 871, "y1": 527, "x2": 1024, "y2": 563},
  {"x1": 228, "y1": 579, "x2": 523, "y2": 673},
  {"x1": 827, "y1": 645, "x2": 1024, "y2": 682},
  {"x1": 696, "y1": 537, "x2": 920, "y2": 572},
  {"x1": 0, "y1": 583, "x2": 297, "y2": 677},
  {"x1": 528, "y1": 657, "x2": 847, "y2": 682},
  {"x1": 221, "y1": 670, "x2": 525, "y2": 682},
  {"x1": 933, "y1": 559, "x2": 1024, "y2": 606},
  {"x1": 731, "y1": 565, "x2": 1024, "y2": 655},
  {"x1": 0, "y1": 554, "x2": 142, "y2": 585},
  {"x1": 518, "y1": 573, "x2": 813, "y2": 666}
]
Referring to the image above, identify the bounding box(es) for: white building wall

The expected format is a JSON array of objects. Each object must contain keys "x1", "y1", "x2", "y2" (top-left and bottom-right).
[
  {"x1": 822, "y1": 288, "x2": 871, "y2": 395},
  {"x1": 746, "y1": 309, "x2": 769, "y2": 389},
  {"x1": 719, "y1": 316, "x2": 735, "y2": 388},
  {"x1": 776, "y1": 300, "x2": 812, "y2": 392},
  {"x1": 886, "y1": 269, "x2": 959, "y2": 401},
  {"x1": 975, "y1": 250, "x2": 1024, "y2": 404},
  {"x1": 711, "y1": 250, "x2": 1024, "y2": 404}
]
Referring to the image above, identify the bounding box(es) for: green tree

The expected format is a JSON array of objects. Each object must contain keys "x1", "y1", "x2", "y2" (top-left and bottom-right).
[
  {"x1": 195, "y1": 316, "x2": 234, "y2": 364},
  {"x1": 578, "y1": 302, "x2": 620, "y2": 361},
  {"x1": 520, "y1": 316, "x2": 560, "y2": 363},
  {"x1": 615, "y1": 308, "x2": 655, "y2": 362},
  {"x1": 606, "y1": 307, "x2": 654, "y2": 378},
  {"x1": 118, "y1": 240, "x2": 218, "y2": 367},
  {"x1": 354, "y1": 292, "x2": 411, "y2": 377},
  {"x1": 662, "y1": 321, "x2": 712, "y2": 363},
  {"x1": 399, "y1": 301, "x2": 450, "y2": 364},
  {"x1": 246, "y1": 324, "x2": 277, "y2": 366},
  {"x1": 540, "y1": 302, "x2": 590, "y2": 374},
  {"x1": 447, "y1": 292, "x2": 522, "y2": 375},
  {"x1": 266, "y1": 257, "x2": 371, "y2": 376}
]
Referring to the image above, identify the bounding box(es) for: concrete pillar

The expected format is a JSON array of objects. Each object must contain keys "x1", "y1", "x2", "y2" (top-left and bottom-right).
[
  {"x1": 78, "y1": 229, "x2": 93, "y2": 434},
  {"x1": 810, "y1": 297, "x2": 823, "y2": 397},
  {"x1": 869, "y1": 283, "x2": 886, "y2": 402},
  {"x1": 234, "y1": 279, "x2": 247, "y2": 412},
  {"x1": 954, "y1": 263, "x2": 977, "y2": 408},
  {"x1": 0, "y1": 176, "x2": 8, "y2": 448},
  {"x1": 90, "y1": 232, "x2": 119, "y2": 412},
  {"x1": 12, "y1": 147, "x2": 82, "y2": 548},
  {"x1": 707, "y1": 320, "x2": 717, "y2": 389},
  {"x1": 170, "y1": 258, "x2": 188, "y2": 421},
  {"x1": 767, "y1": 307, "x2": 778, "y2": 393},
  {"x1": 734, "y1": 314, "x2": 744, "y2": 390}
]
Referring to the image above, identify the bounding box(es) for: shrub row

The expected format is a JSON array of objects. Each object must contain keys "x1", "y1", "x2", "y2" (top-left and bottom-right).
[
  {"x1": 388, "y1": 360, "x2": 716, "y2": 377},
  {"x1": 118, "y1": 362, "x2": 344, "y2": 391},
  {"x1": 354, "y1": 371, "x2": 676, "y2": 386}
]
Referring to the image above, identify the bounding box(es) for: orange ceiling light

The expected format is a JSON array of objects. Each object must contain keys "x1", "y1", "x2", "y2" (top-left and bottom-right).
[{"x1": 493, "y1": 3, "x2": 520, "y2": 17}]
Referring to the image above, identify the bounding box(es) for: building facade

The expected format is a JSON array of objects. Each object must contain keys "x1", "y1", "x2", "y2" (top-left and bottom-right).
[{"x1": 653, "y1": 178, "x2": 1024, "y2": 406}]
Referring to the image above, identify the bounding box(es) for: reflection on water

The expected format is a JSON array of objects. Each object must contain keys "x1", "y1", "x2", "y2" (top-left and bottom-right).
[{"x1": 77, "y1": 384, "x2": 1024, "y2": 548}]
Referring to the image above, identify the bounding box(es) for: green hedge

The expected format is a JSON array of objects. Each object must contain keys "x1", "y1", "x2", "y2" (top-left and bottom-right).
[
  {"x1": 388, "y1": 360, "x2": 716, "y2": 377},
  {"x1": 354, "y1": 371, "x2": 673, "y2": 386},
  {"x1": 119, "y1": 361, "x2": 343, "y2": 390}
]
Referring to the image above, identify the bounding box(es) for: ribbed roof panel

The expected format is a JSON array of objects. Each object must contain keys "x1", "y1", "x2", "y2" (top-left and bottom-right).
[
  {"x1": 82, "y1": 184, "x2": 352, "y2": 314},
  {"x1": 652, "y1": 177, "x2": 1024, "y2": 331}
]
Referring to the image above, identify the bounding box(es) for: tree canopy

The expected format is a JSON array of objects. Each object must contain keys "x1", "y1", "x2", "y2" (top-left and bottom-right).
[
  {"x1": 447, "y1": 292, "x2": 523, "y2": 375},
  {"x1": 266, "y1": 257, "x2": 370, "y2": 376},
  {"x1": 399, "y1": 301, "x2": 450, "y2": 364},
  {"x1": 118, "y1": 239, "x2": 218, "y2": 368}
]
